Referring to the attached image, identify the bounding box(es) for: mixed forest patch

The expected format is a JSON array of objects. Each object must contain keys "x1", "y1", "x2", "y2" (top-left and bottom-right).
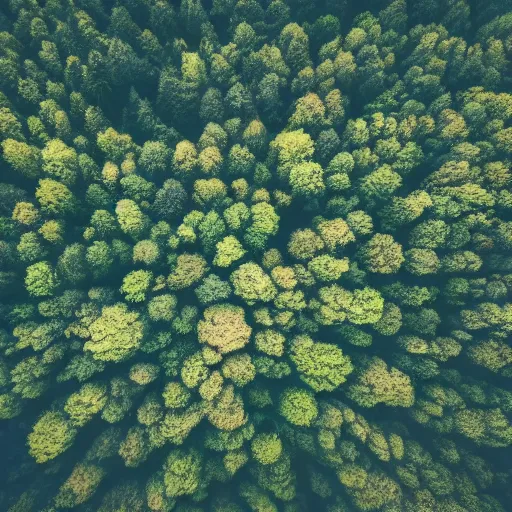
[{"x1": 0, "y1": 0, "x2": 512, "y2": 510}]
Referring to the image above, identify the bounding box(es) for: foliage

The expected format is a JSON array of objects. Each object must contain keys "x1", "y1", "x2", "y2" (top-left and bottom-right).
[
  {"x1": 289, "y1": 335, "x2": 353, "y2": 391},
  {"x1": 251, "y1": 433, "x2": 283, "y2": 465},
  {"x1": 28, "y1": 412, "x2": 77, "y2": 463},
  {"x1": 84, "y1": 303, "x2": 144, "y2": 362},
  {"x1": 1, "y1": 1, "x2": 512, "y2": 510},
  {"x1": 198, "y1": 304, "x2": 252, "y2": 354},
  {"x1": 231, "y1": 262, "x2": 277, "y2": 304},
  {"x1": 279, "y1": 387, "x2": 318, "y2": 426}
]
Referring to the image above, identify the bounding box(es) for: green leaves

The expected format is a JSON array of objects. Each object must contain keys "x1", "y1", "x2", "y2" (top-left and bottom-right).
[
  {"x1": 348, "y1": 357, "x2": 414, "y2": 408},
  {"x1": 2, "y1": 0, "x2": 512, "y2": 509},
  {"x1": 231, "y1": 262, "x2": 277, "y2": 304},
  {"x1": 198, "y1": 304, "x2": 252, "y2": 354},
  {"x1": 28, "y1": 412, "x2": 77, "y2": 463},
  {"x1": 289, "y1": 161, "x2": 325, "y2": 197},
  {"x1": 25, "y1": 261, "x2": 59, "y2": 297},
  {"x1": 290, "y1": 335, "x2": 353, "y2": 392},
  {"x1": 279, "y1": 387, "x2": 318, "y2": 426},
  {"x1": 84, "y1": 304, "x2": 144, "y2": 362},
  {"x1": 120, "y1": 270, "x2": 153, "y2": 303},
  {"x1": 164, "y1": 448, "x2": 202, "y2": 497}
]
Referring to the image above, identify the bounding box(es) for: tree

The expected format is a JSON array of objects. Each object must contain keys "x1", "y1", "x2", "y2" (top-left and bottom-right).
[
  {"x1": 206, "y1": 384, "x2": 246, "y2": 430},
  {"x1": 279, "y1": 387, "x2": 318, "y2": 426},
  {"x1": 214, "y1": 235, "x2": 246, "y2": 267},
  {"x1": 168, "y1": 253, "x2": 208, "y2": 290},
  {"x1": 17, "y1": 232, "x2": 47, "y2": 263},
  {"x1": 380, "y1": 191, "x2": 432, "y2": 231},
  {"x1": 129, "y1": 363, "x2": 160, "y2": 386},
  {"x1": 441, "y1": 251, "x2": 482, "y2": 273},
  {"x1": 288, "y1": 229, "x2": 324, "y2": 260},
  {"x1": 225, "y1": 82, "x2": 255, "y2": 119},
  {"x1": 198, "y1": 370, "x2": 223, "y2": 401},
  {"x1": 271, "y1": 266, "x2": 297, "y2": 289},
  {"x1": 120, "y1": 270, "x2": 153, "y2": 303},
  {"x1": 90, "y1": 210, "x2": 117, "y2": 239},
  {"x1": 255, "y1": 329, "x2": 286, "y2": 357},
  {"x1": 57, "y1": 243, "x2": 87, "y2": 284},
  {"x1": 243, "y1": 119, "x2": 267, "y2": 155},
  {"x1": 116, "y1": 199, "x2": 148, "y2": 239},
  {"x1": 244, "y1": 202, "x2": 279, "y2": 250},
  {"x1": 222, "y1": 353, "x2": 256, "y2": 386},
  {"x1": 231, "y1": 263, "x2": 277, "y2": 304},
  {"x1": 349, "y1": 472, "x2": 401, "y2": 511},
  {"x1": 86, "y1": 241, "x2": 114, "y2": 279},
  {"x1": 279, "y1": 23, "x2": 312, "y2": 73},
  {"x1": 373, "y1": 303, "x2": 402, "y2": 336},
  {"x1": 195, "y1": 274, "x2": 232, "y2": 304},
  {"x1": 164, "y1": 447, "x2": 202, "y2": 497},
  {"x1": 468, "y1": 340, "x2": 512, "y2": 374},
  {"x1": 269, "y1": 129, "x2": 315, "y2": 181},
  {"x1": 251, "y1": 433, "x2": 282, "y2": 465},
  {"x1": 200, "y1": 87, "x2": 224, "y2": 124},
  {"x1": 228, "y1": 144, "x2": 256, "y2": 177},
  {"x1": 119, "y1": 426, "x2": 150, "y2": 467},
  {"x1": 193, "y1": 178, "x2": 228, "y2": 208},
  {"x1": 97, "y1": 482, "x2": 145, "y2": 512},
  {"x1": 2, "y1": 139, "x2": 41, "y2": 178},
  {"x1": 290, "y1": 335, "x2": 353, "y2": 392},
  {"x1": 348, "y1": 357, "x2": 414, "y2": 408},
  {"x1": 35, "y1": 179, "x2": 76, "y2": 216},
  {"x1": 84, "y1": 304, "x2": 144, "y2": 362},
  {"x1": 405, "y1": 249, "x2": 440, "y2": 275},
  {"x1": 256, "y1": 72, "x2": 285, "y2": 124},
  {"x1": 360, "y1": 165, "x2": 402, "y2": 201},
  {"x1": 316, "y1": 218, "x2": 355, "y2": 253},
  {"x1": 198, "y1": 304, "x2": 252, "y2": 354},
  {"x1": 41, "y1": 139, "x2": 79, "y2": 186},
  {"x1": 346, "y1": 210, "x2": 373, "y2": 236},
  {"x1": 153, "y1": 179, "x2": 187, "y2": 221},
  {"x1": 55, "y1": 464, "x2": 105, "y2": 508},
  {"x1": 314, "y1": 285, "x2": 384, "y2": 326},
  {"x1": 288, "y1": 93, "x2": 329, "y2": 132},
  {"x1": 133, "y1": 240, "x2": 160, "y2": 266},
  {"x1": 289, "y1": 162, "x2": 325, "y2": 197},
  {"x1": 409, "y1": 220, "x2": 450, "y2": 248},
  {"x1": 180, "y1": 0, "x2": 208, "y2": 35},
  {"x1": 308, "y1": 255, "x2": 349, "y2": 282},
  {"x1": 139, "y1": 141, "x2": 172, "y2": 176},
  {"x1": 12, "y1": 201, "x2": 39, "y2": 227},
  {"x1": 198, "y1": 146, "x2": 224, "y2": 175},
  {"x1": 64, "y1": 383, "x2": 108, "y2": 427},
  {"x1": 0, "y1": 107, "x2": 24, "y2": 141},
  {"x1": 39, "y1": 220, "x2": 64, "y2": 245},
  {"x1": 359, "y1": 234, "x2": 404, "y2": 274},
  {"x1": 97, "y1": 128, "x2": 136, "y2": 163},
  {"x1": 28, "y1": 412, "x2": 76, "y2": 463},
  {"x1": 118, "y1": 156, "x2": 138, "y2": 185},
  {"x1": 25, "y1": 261, "x2": 59, "y2": 297},
  {"x1": 455, "y1": 408, "x2": 512, "y2": 447},
  {"x1": 0, "y1": 392, "x2": 22, "y2": 420},
  {"x1": 147, "y1": 294, "x2": 178, "y2": 323},
  {"x1": 162, "y1": 382, "x2": 191, "y2": 410},
  {"x1": 316, "y1": 129, "x2": 341, "y2": 163}
]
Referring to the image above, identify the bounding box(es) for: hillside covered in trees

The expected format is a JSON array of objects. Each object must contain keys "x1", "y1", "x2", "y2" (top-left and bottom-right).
[{"x1": 1, "y1": 0, "x2": 512, "y2": 510}]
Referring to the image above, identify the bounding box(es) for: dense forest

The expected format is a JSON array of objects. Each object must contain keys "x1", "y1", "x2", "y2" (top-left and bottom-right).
[{"x1": 1, "y1": 0, "x2": 512, "y2": 510}]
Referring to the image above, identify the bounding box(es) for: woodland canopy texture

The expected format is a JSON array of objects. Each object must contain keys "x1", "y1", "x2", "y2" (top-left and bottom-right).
[{"x1": 0, "y1": 0, "x2": 512, "y2": 510}]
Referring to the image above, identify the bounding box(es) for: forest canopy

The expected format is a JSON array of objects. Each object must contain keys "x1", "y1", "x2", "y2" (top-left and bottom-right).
[{"x1": 0, "y1": 0, "x2": 512, "y2": 510}]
